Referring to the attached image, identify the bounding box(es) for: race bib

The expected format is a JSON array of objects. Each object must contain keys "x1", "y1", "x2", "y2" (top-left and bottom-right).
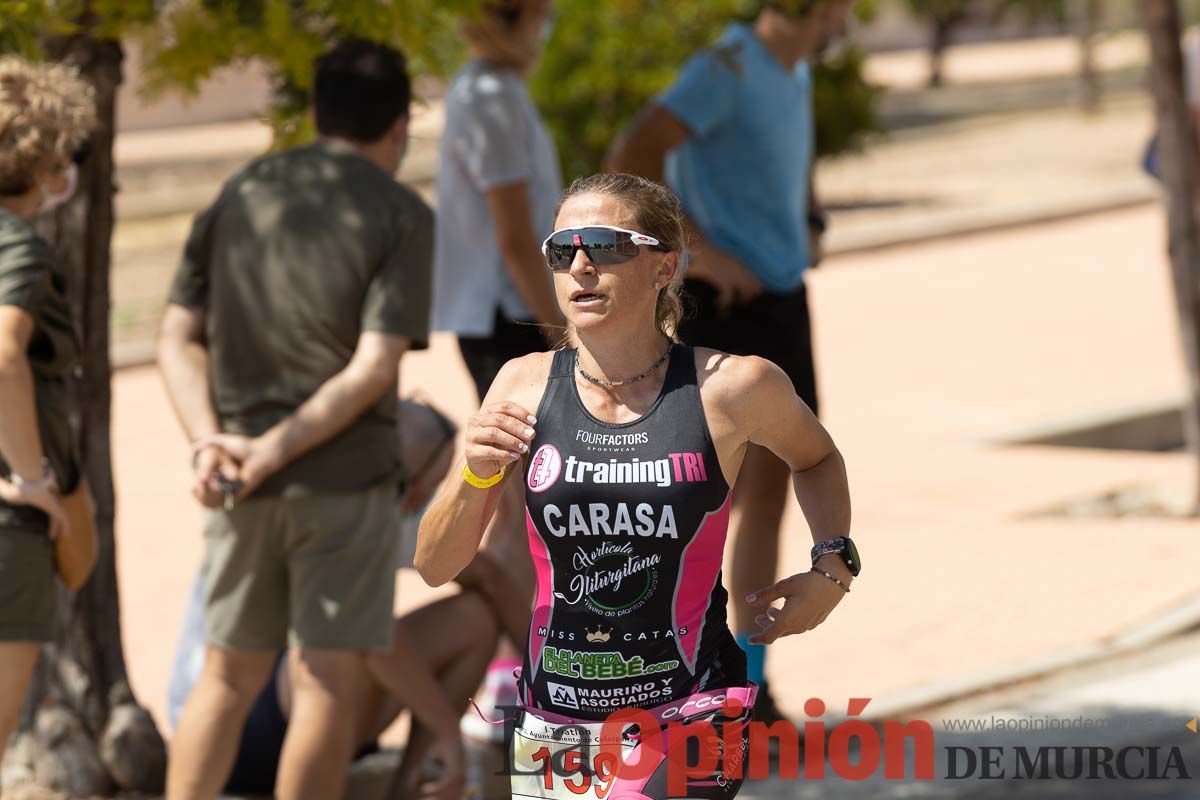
[{"x1": 510, "y1": 713, "x2": 649, "y2": 799}]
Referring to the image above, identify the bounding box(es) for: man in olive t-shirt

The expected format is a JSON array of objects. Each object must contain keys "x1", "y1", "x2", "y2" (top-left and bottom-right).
[{"x1": 158, "y1": 40, "x2": 432, "y2": 800}]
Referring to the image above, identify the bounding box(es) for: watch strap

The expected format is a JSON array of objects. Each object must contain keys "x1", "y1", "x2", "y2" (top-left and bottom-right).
[{"x1": 811, "y1": 536, "x2": 860, "y2": 577}]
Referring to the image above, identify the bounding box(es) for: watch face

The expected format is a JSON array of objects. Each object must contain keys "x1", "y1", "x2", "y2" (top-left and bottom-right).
[{"x1": 840, "y1": 537, "x2": 859, "y2": 575}]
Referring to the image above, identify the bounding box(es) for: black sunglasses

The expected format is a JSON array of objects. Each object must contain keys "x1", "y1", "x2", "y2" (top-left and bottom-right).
[{"x1": 541, "y1": 225, "x2": 668, "y2": 271}]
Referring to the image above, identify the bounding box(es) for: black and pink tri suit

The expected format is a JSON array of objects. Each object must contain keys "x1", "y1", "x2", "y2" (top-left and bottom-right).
[{"x1": 514, "y1": 344, "x2": 757, "y2": 799}]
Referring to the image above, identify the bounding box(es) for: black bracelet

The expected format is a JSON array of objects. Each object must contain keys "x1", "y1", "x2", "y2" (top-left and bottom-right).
[{"x1": 812, "y1": 567, "x2": 849, "y2": 593}]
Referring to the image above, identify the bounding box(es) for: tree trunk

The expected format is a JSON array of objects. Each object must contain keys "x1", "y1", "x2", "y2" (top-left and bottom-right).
[
  {"x1": 1, "y1": 17, "x2": 168, "y2": 799},
  {"x1": 928, "y1": 14, "x2": 963, "y2": 88},
  {"x1": 1142, "y1": 0, "x2": 1200, "y2": 513},
  {"x1": 1074, "y1": 0, "x2": 1102, "y2": 113}
]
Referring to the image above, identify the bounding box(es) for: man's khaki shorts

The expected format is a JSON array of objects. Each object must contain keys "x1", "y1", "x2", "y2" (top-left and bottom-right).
[
  {"x1": 0, "y1": 525, "x2": 56, "y2": 642},
  {"x1": 201, "y1": 484, "x2": 399, "y2": 652}
]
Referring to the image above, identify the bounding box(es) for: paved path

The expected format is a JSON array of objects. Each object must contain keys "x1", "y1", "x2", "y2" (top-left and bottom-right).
[{"x1": 820, "y1": 92, "x2": 1155, "y2": 254}]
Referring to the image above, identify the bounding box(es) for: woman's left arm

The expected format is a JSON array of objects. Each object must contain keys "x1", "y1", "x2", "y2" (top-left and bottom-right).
[
  {"x1": 0, "y1": 307, "x2": 45, "y2": 480},
  {"x1": 0, "y1": 306, "x2": 68, "y2": 538},
  {"x1": 719, "y1": 355, "x2": 853, "y2": 645}
]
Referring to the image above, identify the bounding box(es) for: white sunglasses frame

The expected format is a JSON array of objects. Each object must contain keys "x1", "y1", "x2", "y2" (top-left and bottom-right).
[{"x1": 540, "y1": 225, "x2": 663, "y2": 266}]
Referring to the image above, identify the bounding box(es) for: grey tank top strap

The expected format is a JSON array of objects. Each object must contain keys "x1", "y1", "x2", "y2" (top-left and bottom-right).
[{"x1": 547, "y1": 347, "x2": 575, "y2": 380}]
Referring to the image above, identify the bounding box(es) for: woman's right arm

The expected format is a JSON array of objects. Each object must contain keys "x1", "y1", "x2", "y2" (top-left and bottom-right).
[
  {"x1": 0, "y1": 306, "x2": 67, "y2": 536},
  {"x1": 414, "y1": 354, "x2": 545, "y2": 587},
  {"x1": 486, "y1": 181, "x2": 564, "y2": 329}
]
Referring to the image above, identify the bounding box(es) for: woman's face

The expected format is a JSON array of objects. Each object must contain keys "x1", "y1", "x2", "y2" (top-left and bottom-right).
[{"x1": 551, "y1": 192, "x2": 677, "y2": 338}]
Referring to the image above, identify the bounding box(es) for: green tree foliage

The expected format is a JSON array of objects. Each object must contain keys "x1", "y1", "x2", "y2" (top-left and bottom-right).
[
  {"x1": 813, "y1": 46, "x2": 880, "y2": 158},
  {"x1": 0, "y1": 0, "x2": 479, "y2": 135},
  {"x1": 530, "y1": 0, "x2": 882, "y2": 182},
  {"x1": 135, "y1": 0, "x2": 479, "y2": 144},
  {"x1": 4, "y1": 1, "x2": 882, "y2": 174},
  {"x1": 0, "y1": 0, "x2": 155, "y2": 55}
]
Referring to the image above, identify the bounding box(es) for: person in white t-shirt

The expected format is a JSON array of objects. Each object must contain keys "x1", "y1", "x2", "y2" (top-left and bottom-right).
[{"x1": 431, "y1": 0, "x2": 564, "y2": 741}]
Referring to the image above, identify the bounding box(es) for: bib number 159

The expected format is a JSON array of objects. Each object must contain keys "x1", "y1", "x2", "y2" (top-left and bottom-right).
[{"x1": 530, "y1": 746, "x2": 621, "y2": 797}]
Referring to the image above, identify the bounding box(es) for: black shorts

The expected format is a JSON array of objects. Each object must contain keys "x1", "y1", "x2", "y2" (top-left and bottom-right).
[
  {"x1": 678, "y1": 278, "x2": 819, "y2": 416},
  {"x1": 635, "y1": 703, "x2": 751, "y2": 799},
  {"x1": 457, "y1": 310, "x2": 551, "y2": 402}
]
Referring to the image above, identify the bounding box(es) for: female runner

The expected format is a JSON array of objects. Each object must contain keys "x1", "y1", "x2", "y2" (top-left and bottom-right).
[{"x1": 416, "y1": 173, "x2": 857, "y2": 798}]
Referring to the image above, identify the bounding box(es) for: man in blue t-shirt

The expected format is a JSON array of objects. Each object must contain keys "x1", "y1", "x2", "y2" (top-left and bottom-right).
[{"x1": 608, "y1": 0, "x2": 853, "y2": 723}]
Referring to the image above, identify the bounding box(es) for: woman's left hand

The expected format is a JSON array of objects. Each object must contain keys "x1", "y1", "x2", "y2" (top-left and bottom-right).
[
  {"x1": 0, "y1": 479, "x2": 69, "y2": 541},
  {"x1": 744, "y1": 568, "x2": 848, "y2": 645}
]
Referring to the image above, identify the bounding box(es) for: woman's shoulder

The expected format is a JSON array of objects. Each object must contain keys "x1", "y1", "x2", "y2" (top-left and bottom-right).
[
  {"x1": 504, "y1": 347, "x2": 558, "y2": 377},
  {"x1": 691, "y1": 345, "x2": 792, "y2": 410},
  {"x1": 489, "y1": 348, "x2": 560, "y2": 407},
  {"x1": 692, "y1": 345, "x2": 782, "y2": 386}
]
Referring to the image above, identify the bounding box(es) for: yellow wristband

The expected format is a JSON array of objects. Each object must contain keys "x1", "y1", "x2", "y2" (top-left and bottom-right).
[{"x1": 462, "y1": 463, "x2": 506, "y2": 489}]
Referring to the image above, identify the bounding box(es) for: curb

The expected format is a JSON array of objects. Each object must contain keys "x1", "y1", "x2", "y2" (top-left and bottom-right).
[
  {"x1": 825, "y1": 191, "x2": 1156, "y2": 259},
  {"x1": 860, "y1": 589, "x2": 1200, "y2": 723},
  {"x1": 112, "y1": 341, "x2": 157, "y2": 372}
]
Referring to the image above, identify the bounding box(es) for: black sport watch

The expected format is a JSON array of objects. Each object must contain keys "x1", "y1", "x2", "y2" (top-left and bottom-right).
[{"x1": 810, "y1": 536, "x2": 860, "y2": 577}]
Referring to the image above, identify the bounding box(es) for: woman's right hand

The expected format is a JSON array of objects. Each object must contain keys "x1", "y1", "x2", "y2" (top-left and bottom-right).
[
  {"x1": 464, "y1": 401, "x2": 538, "y2": 479},
  {"x1": 0, "y1": 479, "x2": 69, "y2": 540}
]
